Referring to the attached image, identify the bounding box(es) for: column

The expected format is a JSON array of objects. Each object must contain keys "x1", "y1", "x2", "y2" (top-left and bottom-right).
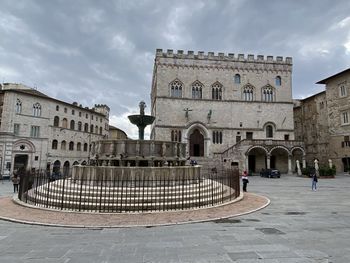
[
  {"x1": 244, "y1": 155, "x2": 249, "y2": 172},
  {"x1": 302, "y1": 156, "x2": 306, "y2": 168},
  {"x1": 288, "y1": 154, "x2": 292, "y2": 175},
  {"x1": 266, "y1": 154, "x2": 271, "y2": 169}
]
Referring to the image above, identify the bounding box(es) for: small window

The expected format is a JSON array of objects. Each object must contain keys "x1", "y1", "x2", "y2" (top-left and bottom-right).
[
  {"x1": 14, "y1": 124, "x2": 20, "y2": 135},
  {"x1": 62, "y1": 118, "x2": 68, "y2": 128},
  {"x1": 34, "y1": 156, "x2": 39, "y2": 161},
  {"x1": 84, "y1": 123, "x2": 89, "y2": 132},
  {"x1": 243, "y1": 85, "x2": 254, "y2": 101},
  {"x1": 79, "y1": 112, "x2": 82, "y2": 117},
  {"x1": 56, "y1": 105, "x2": 59, "y2": 111},
  {"x1": 171, "y1": 130, "x2": 182, "y2": 142},
  {"x1": 275, "y1": 76, "x2": 282, "y2": 86},
  {"x1": 52, "y1": 140, "x2": 58, "y2": 150},
  {"x1": 72, "y1": 109, "x2": 75, "y2": 115},
  {"x1": 83, "y1": 143, "x2": 88, "y2": 152},
  {"x1": 64, "y1": 107, "x2": 67, "y2": 113},
  {"x1": 191, "y1": 81, "x2": 203, "y2": 99},
  {"x1": 78, "y1": 121, "x2": 82, "y2": 131},
  {"x1": 340, "y1": 85, "x2": 347, "y2": 97},
  {"x1": 95, "y1": 125, "x2": 98, "y2": 134},
  {"x1": 234, "y1": 74, "x2": 241, "y2": 84},
  {"x1": 99, "y1": 127, "x2": 102, "y2": 135},
  {"x1": 212, "y1": 131, "x2": 223, "y2": 144},
  {"x1": 236, "y1": 136, "x2": 241, "y2": 143},
  {"x1": 246, "y1": 132, "x2": 253, "y2": 140},
  {"x1": 90, "y1": 124, "x2": 94, "y2": 133},
  {"x1": 91, "y1": 115, "x2": 93, "y2": 120},
  {"x1": 262, "y1": 86, "x2": 274, "y2": 102},
  {"x1": 69, "y1": 141, "x2": 74, "y2": 151},
  {"x1": 266, "y1": 125, "x2": 273, "y2": 138},
  {"x1": 211, "y1": 82, "x2": 222, "y2": 100},
  {"x1": 77, "y1": 142, "x2": 82, "y2": 151},
  {"x1": 86, "y1": 113, "x2": 88, "y2": 119},
  {"x1": 342, "y1": 111, "x2": 349, "y2": 124},
  {"x1": 30, "y1": 126, "x2": 40, "y2": 138},
  {"x1": 61, "y1": 140, "x2": 66, "y2": 150},
  {"x1": 284, "y1": 134, "x2": 290, "y2": 141},
  {"x1": 70, "y1": 120, "x2": 75, "y2": 130},
  {"x1": 53, "y1": 116, "x2": 59, "y2": 127},
  {"x1": 15, "y1": 99, "x2": 22, "y2": 114}
]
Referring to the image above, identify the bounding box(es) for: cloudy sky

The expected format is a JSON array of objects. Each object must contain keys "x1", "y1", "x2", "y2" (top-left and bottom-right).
[{"x1": 1, "y1": 0, "x2": 350, "y2": 138}]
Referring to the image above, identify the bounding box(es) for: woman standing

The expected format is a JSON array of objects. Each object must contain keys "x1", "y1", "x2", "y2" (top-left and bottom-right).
[{"x1": 242, "y1": 170, "x2": 249, "y2": 192}]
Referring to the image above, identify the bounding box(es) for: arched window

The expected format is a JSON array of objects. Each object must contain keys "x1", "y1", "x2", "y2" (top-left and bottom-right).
[
  {"x1": 211, "y1": 82, "x2": 222, "y2": 100},
  {"x1": 53, "y1": 116, "x2": 59, "y2": 127},
  {"x1": 90, "y1": 124, "x2": 94, "y2": 133},
  {"x1": 33, "y1": 103, "x2": 41, "y2": 117},
  {"x1": 64, "y1": 107, "x2": 67, "y2": 113},
  {"x1": 262, "y1": 86, "x2": 274, "y2": 102},
  {"x1": 266, "y1": 125, "x2": 273, "y2": 138},
  {"x1": 56, "y1": 105, "x2": 59, "y2": 111},
  {"x1": 99, "y1": 127, "x2": 102, "y2": 135},
  {"x1": 95, "y1": 125, "x2": 98, "y2": 134},
  {"x1": 78, "y1": 121, "x2": 82, "y2": 131},
  {"x1": 170, "y1": 79, "x2": 183, "y2": 98},
  {"x1": 16, "y1": 99, "x2": 22, "y2": 114},
  {"x1": 234, "y1": 74, "x2": 241, "y2": 84},
  {"x1": 191, "y1": 81, "x2": 203, "y2": 99},
  {"x1": 61, "y1": 140, "x2": 66, "y2": 150},
  {"x1": 52, "y1": 140, "x2": 58, "y2": 149},
  {"x1": 62, "y1": 118, "x2": 68, "y2": 128},
  {"x1": 83, "y1": 143, "x2": 88, "y2": 151},
  {"x1": 84, "y1": 123, "x2": 88, "y2": 132},
  {"x1": 70, "y1": 120, "x2": 75, "y2": 130},
  {"x1": 243, "y1": 85, "x2": 254, "y2": 101},
  {"x1": 69, "y1": 141, "x2": 74, "y2": 151},
  {"x1": 77, "y1": 142, "x2": 82, "y2": 151},
  {"x1": 275, "y1": 76, "x2": 282, "y2": 86}
]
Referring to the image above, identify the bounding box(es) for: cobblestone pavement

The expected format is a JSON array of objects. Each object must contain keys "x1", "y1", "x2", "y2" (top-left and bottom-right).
[{"x1": 1, "y1": 174, "x2": 350, "y2": 262}]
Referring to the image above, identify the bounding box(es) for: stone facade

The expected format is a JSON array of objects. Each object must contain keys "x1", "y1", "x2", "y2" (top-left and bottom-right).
[
  {"x1": 0, "y1": 83, "x2": 110, "y2": 178},
  {"x1": 151, "y1": 49, "x2": 304, "y2": 173}
]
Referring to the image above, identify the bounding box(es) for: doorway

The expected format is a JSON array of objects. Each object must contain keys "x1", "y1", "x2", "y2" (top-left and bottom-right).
[
  {"x1": 248, "y1": 155, "x2": 256, "y2": 172},
  {"x1": 189, "y1": 129, "x2": 204, "y2": 157},
  {"x1": 14, "y1": 154, "x2": 28, "y2": 172}
]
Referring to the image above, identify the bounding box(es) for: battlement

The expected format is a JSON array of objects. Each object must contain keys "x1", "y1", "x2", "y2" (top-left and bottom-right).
[
  {"x1": 94, "y1": 104, "x2": 110, "y2": 111},
  {"x1": 155, "y1": 49, "x2": 292, "y2": 64}
]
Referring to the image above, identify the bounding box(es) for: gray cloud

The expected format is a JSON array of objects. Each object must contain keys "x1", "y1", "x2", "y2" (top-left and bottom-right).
[{"x1": 1, "y1": 0, "x2": 349, "y2": 137}]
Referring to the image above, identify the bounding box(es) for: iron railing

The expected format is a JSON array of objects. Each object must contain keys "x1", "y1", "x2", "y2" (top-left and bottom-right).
[{"x1": 18, "y1": 168, "x2": 240, "y2": 213}]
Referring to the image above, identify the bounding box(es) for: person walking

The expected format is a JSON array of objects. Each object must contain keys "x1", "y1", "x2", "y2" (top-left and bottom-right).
[
  {"x1": 242, "y1": 170, "x2": 249, "y2": 192},
  {"x1": 12, "y1": 174, "x2": 20, "y2": 193},
  {"x1": 312, "y1": 172, "x2": 318, "y2": 191}
]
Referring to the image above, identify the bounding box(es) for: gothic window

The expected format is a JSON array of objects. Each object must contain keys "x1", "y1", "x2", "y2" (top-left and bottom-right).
[
  {"x1": 99, "y1": 127, "x2": 103, "y2": 135},
  {"x1": 53, "y1": 116, "x2": 59, "y2": 127},
  {"x1": 15, "y1": 99, "x2": 22, "y2": 114},
  {"x1": 191, "y1": 81, "x2": 203, "y2": 99},
  {"x1": 77, "y1": 142, "x2": 82, "y2": 151},
  {"x1": 33, "y1": 103, "x2": 41, "y2": 117},
  {"x1": 170, "y1": 79, "x2": 183, "y2": 98},
  {"x1": 275, "y1": 76, "x2": 282, "y2": 86},
  {"x1": 243, "y1": 85, "x2": 254, "y2": 101},
  {"x1": 262, "y1": 86, "x2": 274, "y2": 102},
  {"x1": 234, "y1": 74, "x2": 241, "y2": 84},
  {"x1": 211, "y1": 82, "x2": 223, "y2": 100},
  {"x1": 69, "y1": 141, "x2": 74, "y2": 151},
  {"x1": 52, "y1": 140, "x2": 58, "y2": 150},
  {"x1": 95, "y1": 125, "x2": 98, "y2": 134},
  {"x1": 84, "y1": 123, "x2": 89, "y2": 132},
  {"x1": 212, "y1": 131, "x2": 223, "y2": 144},
  {"x1": 83, "y1": 143, "x2": 88, "y2": 152},
  {"x1": 171, "y1": 130, "x2": 182, "y2": 142},
  {"x1": 70, "y1": 120, "x2": 75, "y2": 130},
  {"x1": 78, "y1": 121, "x2": 82, "y2": 131},
  {"x1": 90, "y1": 124, "x2": 94, "y2": 133},
  {"x1": 62, "y1": 118, "x2": 68, "y2": 128},
  {"x1": 266, "y1": 125, "x2": 273, "y2": 138},
  {"x1": 61, "y1": 140, "x2": 66, "y2": 150}
]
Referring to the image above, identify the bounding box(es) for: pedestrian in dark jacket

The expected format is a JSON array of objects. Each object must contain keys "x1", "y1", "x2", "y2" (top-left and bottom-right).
[
  {"x1": 242, "y1": 170, "x2": 249, "y2": 192},
  {"x1": 312, "y1": 173, "x2": 318, "y2": 191},
  {"x1": 12, "y1": 174, "x2": 20, "y2": 193}
]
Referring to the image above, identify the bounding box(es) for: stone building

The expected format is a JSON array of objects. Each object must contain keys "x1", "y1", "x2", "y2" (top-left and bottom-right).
[
  {"x1": 0, "y1": 83, "x2": 110, "y2": 178},
  {"x1": 109, "y1": 125, "x2": 128, "y2": 140},
  {"x1": 151, "y1": 49, "x2": 304, "y2": 173},
  {"x1": 294, "y1": 68, "x2": 350, "y2": 172},
  {"x1": 293, "y1": 92, "x2": 329, "y2": 166}
]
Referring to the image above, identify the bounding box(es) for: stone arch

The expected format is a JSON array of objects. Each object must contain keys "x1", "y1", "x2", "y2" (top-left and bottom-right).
[
  {"x1": 269, "y1": 145, "x2": 290, "y2": 173},
  {"x1": 242, "y1": 83, "x2": 255, "y2": 101},
  {"x1": 269, "y1": 145, "x2": 290, "y2": 155},
  {"x1": 261, "y1": 84, "x2": 276, "y2": 102},
  {"x1": 185, "y1": 122, "x2": 210, "y2": 157},
  {"x1": 246, "y1": 145, "x2": 268, "y2": 155},
  {"x1": 263, "y1": 122, "x2": 277, "y2": 138},
  {"x1": 291, "y1": 146, "x2": 305, "y2": 156},
  {"x1": 169, "y1": 78, "x2": 183, "y2": 98},
  {"x1": 13, "y1": 139, "x2": 36, "y2": 153}
]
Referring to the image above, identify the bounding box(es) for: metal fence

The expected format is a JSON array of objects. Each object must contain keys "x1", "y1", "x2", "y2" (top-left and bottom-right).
[{"x1": 18, "y1": 168, "x2": 240, "y2": 213}]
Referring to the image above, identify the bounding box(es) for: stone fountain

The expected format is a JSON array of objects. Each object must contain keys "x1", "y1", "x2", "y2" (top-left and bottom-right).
[{"x1": 128, "y1": 101, "x2": 155, "y2": 140}]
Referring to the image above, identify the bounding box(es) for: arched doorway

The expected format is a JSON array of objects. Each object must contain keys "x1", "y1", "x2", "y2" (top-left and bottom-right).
[
  {"x1": 190, "y1": 129, "x2": 204, "y2": 157},
  {"x1": 246, "y1": 146, "x2": 268, "y2": 173},
  {"x1": 53, "y1": 160, "x2": 61, "y2": 174},
  {"x1": 270, "y1": 147, "x2": 289, "y2": 173},
  {"x1": 63, "y1": 161, "x2": 70, "y2": 176}
]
